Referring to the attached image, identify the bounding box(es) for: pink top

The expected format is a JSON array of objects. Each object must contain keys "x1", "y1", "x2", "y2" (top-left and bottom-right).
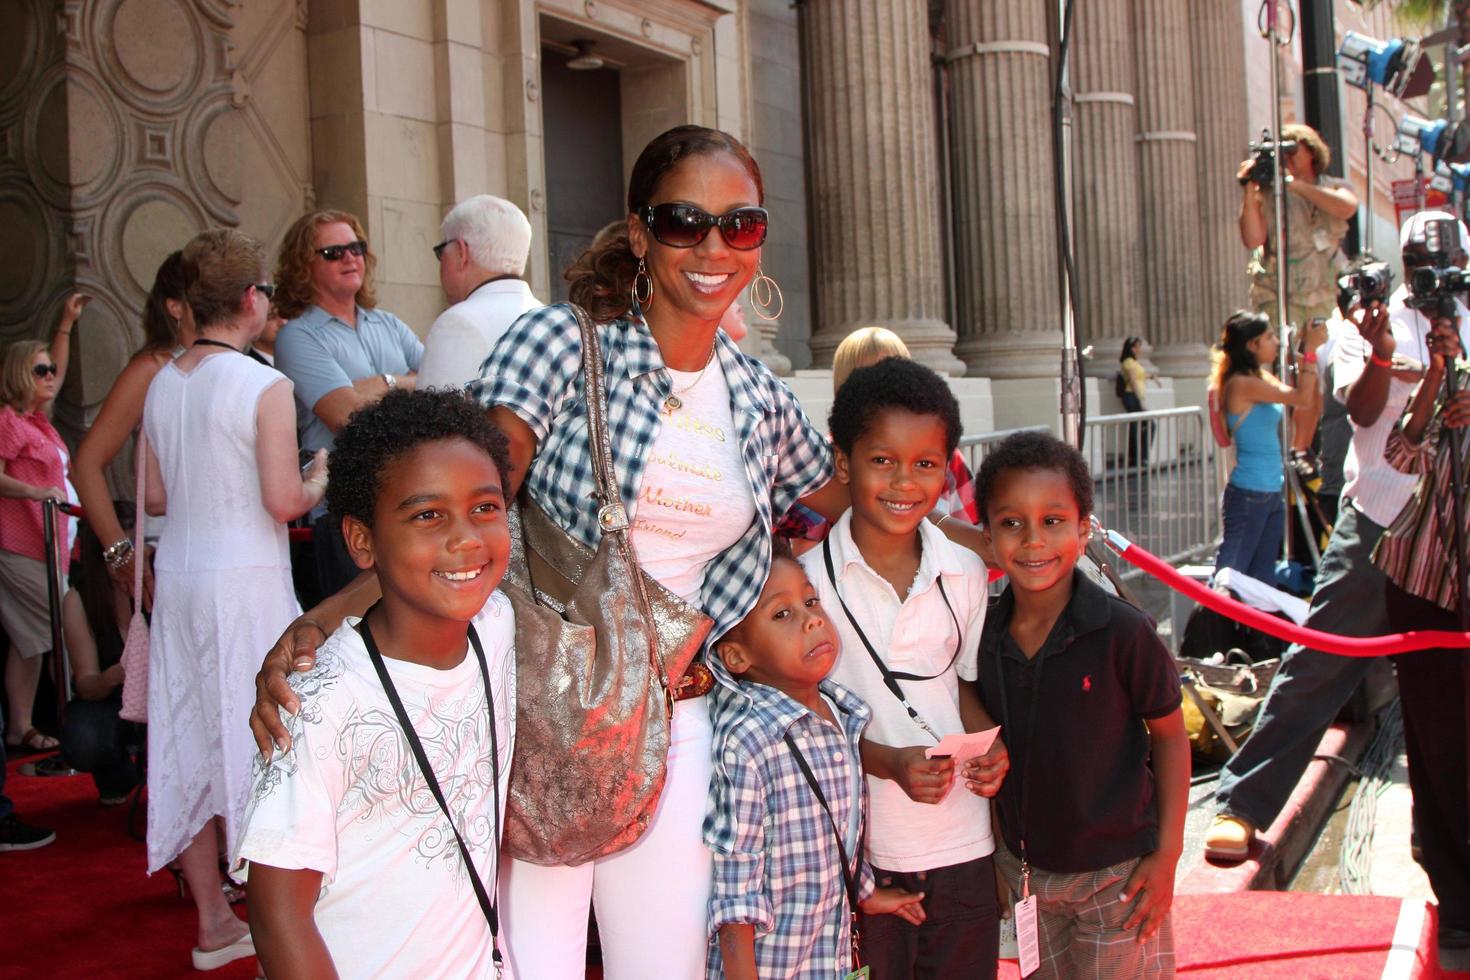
[{"x1": 0, "y1": 405, "x2": 70, "y2": 570}]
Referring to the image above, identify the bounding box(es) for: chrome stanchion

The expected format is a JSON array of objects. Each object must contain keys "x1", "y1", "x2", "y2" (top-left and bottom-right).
[{"x1": 21, "y1": 498, "x2": 80, "y2": 778}]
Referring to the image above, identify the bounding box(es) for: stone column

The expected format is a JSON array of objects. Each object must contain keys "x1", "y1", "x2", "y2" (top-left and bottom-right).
[
  {"x1": 803, "y1": 0, "x2": 963, "y2": 376},
  {"x1": 1071, "y1": 0, "x2": 1145, "y2": 381},
  {"x1": 1191, "y1": 0, "x2": 1251, "y2": 361},
  {"x1": 1133, "y1": 0, "x2": 1208, "y2": 380},
  {"x1": 945, "y1": 0, "x2": 1061, "y2": 383}
]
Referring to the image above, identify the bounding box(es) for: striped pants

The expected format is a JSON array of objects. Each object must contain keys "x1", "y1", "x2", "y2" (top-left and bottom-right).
[{"x1": 995, "y1": 843, "x2": 1175, "y2": 979}]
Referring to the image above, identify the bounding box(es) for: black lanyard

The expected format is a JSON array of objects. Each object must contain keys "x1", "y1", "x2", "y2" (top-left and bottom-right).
[
  {"x1": 821, "y1": 536, "x2": 961, "y2": 742},
  {"x1": 357, "y1": 610, "x2": 504, "y2": 976},
  {"x1": 783, "y1": 727, "x2": 865, "y2": 969},
  {"x1": 993, "y1": 631, "x2": 1048, "y2": 890}
]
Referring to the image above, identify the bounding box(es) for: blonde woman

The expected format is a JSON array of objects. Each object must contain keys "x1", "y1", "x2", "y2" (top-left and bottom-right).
[{"x1": 0, "y1": 298, "x2": 82, "y2": 753}]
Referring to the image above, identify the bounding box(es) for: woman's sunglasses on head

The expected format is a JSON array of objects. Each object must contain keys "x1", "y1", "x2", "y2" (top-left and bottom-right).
[
  {"x1": 640, "y1": 204, "x2": 768, "y2": 251},
  {"x1": 315, "y1": 240, "x2": 368, "y2": 262}
]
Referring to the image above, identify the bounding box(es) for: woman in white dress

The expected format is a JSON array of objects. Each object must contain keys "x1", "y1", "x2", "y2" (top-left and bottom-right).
[{"x1": 143, "y1": 228, "x2": 328, "y2": 970}]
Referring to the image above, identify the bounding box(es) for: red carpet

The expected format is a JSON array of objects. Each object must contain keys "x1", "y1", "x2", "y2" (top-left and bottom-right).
[
  {"x1": 0, "y1": 753, "x2": 257, "y2": 979},
  {"x1": 1000, "y1": 891, "x2": 1457, "y2": 979},
  {"x1": 3, "y1": 753, "x2": 1462, "y2": 979}
]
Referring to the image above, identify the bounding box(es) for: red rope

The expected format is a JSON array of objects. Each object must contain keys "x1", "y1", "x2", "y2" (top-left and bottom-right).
[{"x1": 1103, "y1": 530, "x2": 1470, "y2": 656}]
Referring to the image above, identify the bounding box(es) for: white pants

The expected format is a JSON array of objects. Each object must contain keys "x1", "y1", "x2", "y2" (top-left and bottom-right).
[{"x1": 499, "y1": 698, "x2": 714, "y2": 980}]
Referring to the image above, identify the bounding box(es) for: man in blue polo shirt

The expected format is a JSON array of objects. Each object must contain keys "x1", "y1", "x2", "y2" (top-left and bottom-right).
[{"x1": 273, "y1": 209, "x2": 423, "y2": 597}]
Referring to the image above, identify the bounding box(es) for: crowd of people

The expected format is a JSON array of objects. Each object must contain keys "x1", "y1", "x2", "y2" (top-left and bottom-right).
[{"x1": 0, "y1": 117, "x2": 1463, "y2": 979}]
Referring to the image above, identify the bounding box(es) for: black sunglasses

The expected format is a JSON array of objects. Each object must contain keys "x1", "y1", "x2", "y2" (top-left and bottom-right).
[
  {"x1": 432, "y1": 239, "x2": 459, "y2": 260},
  {"x1": 640, "y1": 204, "x2": 768, "y2": 251},
  {"x1": 247, "y1": 283, "x2": 276, "y2": 299},
  {"x1": 315, "y1": 240, "x2": 368, "y2": 262},
  {"x1": 32, "y1": 363, "x2": 58, "y2": 378}
]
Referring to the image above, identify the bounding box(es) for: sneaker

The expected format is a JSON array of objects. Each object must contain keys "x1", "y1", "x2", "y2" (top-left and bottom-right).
[
  {"x1": 0, "y1": 813, "x2": 56, "y2": 851},
  {"x1": 1203, "y1": 813, "x2": 1254, "y2": 862}
]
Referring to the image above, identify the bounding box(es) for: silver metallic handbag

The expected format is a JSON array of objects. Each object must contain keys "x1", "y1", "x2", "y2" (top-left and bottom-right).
[{"x1": 499, "y1": 303, "x2": 713, "y2": 866}]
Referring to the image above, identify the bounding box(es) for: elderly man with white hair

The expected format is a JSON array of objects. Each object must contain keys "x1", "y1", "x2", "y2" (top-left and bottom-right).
[{"x1": 418, "y1": 195, "x2": 542, "y2": 388}]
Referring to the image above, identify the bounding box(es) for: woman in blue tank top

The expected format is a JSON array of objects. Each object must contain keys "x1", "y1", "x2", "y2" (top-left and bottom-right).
[{"x1": 1211, "y1": 311, "x2": 1326, "y2": 584}]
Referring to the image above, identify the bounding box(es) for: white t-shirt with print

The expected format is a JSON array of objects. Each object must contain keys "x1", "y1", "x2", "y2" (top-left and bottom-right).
[
  {"x1": 630, "y1": 363, "x2": 757, "y2": 603},
  {"x1": 234, "y1": 593, "x2": 516, "y2": 980},
  {"x1": 801, "y1": 511, "x2": 994, "y2": 873}
]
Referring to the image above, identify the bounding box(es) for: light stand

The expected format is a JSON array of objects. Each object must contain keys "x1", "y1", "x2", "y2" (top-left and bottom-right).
[
  {"x1": 1265, "y1": 0, "x2": 1297, "y2": 564},
  {"x1": 1054, "y1": 0, "x2": 1082, "y2": 449}
]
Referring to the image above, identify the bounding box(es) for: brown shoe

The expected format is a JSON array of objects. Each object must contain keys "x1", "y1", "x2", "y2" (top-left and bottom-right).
[{"x1": 1204, "y1": 814, "x2": 1255, "y2": 862}]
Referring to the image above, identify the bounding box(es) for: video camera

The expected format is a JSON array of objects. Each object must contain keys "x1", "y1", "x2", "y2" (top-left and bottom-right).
[
  {"x1": 1406, "y1": 217, "x2": 1470, "y2": 318},
  {"x1": 1337, "y1": 261, "x2": 1394, "y2": 313},
  {"x1": 1239, "y1": 130, "x2": 1299, "y2": 190}
]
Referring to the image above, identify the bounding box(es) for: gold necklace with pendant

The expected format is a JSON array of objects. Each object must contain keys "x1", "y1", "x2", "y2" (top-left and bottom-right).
[{"x1": 662, "y1": 339, "x2": 718, "y2": 415}]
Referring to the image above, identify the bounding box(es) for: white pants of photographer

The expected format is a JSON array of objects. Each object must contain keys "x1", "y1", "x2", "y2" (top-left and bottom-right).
[{"x1": 499, "y1": 698, "x2": 713, "y2": 979}]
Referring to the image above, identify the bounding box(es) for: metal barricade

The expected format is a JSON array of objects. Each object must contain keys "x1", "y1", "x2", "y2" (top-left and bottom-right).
[
  {"x1": 1084, "y1": 406, "x2": 1221, "y2": 581},
  {"x1": 961, "y1": 411, "x2": 1221, "y2": 584},
  {"x1": 31, "y1": 498, "x2": 82, "y2": 776},
  {"x1": 956, "y1": 425, "x2": 1050, "y2": 476}
]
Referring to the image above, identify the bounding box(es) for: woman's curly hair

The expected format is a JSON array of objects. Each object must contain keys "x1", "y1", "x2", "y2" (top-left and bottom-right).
[
  {"x1": 272, "y1": 210, "x2": 377, "y2": 320},
  {"x1": 326, "y1": 389, "x2": 511, "y2": 529}
]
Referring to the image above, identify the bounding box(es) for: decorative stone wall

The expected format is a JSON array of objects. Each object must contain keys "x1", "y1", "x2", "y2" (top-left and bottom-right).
[{"x1": 0, "y1": 0, "x2": 312, "y2": 494}]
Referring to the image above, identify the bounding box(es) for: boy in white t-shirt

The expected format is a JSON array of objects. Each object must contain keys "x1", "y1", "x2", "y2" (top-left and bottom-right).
[
  {"x1": 236, "y1": 389, "x2": 516, "y2": 979},
  {"x1": 806, "y1": 357, "x2": 1009, "y2": 977}
]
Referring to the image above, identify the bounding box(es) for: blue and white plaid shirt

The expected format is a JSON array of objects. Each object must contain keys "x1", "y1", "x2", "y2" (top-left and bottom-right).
[
  {"x1": 704, "y1": 679, "x2": 875, "y2": 979},
  {"x1": 472, "y1": 303, "x2": 833, "y2": 653}
]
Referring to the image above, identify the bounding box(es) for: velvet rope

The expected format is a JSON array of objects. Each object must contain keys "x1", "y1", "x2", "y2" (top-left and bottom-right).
[{"x1": 1100, "y1": 529, "x2": 1470, "y2": 656}]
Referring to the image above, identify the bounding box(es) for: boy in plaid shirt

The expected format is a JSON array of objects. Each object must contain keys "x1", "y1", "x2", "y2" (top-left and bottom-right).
[{"x1": 705, "y1": 546, "x2": 925, "y2": 979}]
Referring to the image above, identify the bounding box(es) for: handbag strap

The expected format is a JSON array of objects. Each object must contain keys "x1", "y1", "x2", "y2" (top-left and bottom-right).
[
  {"x1": 356, "y1": 609, "x2": 504, "y2": 976},
  {"x1": 565, "y1": 304, "x2": 671, "y2": 703},
  {"x1": 566, "y1": 304, "x2": 628, "y2": 536},
  {"x1": 131, "y1": 429, "x2": 147, "y2": 605}
]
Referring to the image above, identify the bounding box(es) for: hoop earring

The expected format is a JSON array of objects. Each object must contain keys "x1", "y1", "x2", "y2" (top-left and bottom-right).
[
  {"x1": 749, "y1": 266, "x2": 783, "y2": 321},
  {"x1": 631, "y1": 259, "x2": 654, "y2": 313}
]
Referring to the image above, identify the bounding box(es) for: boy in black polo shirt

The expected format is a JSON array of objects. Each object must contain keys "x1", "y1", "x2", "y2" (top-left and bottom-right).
[{"x1": 968, "y1": 432, "x2": 1188, "y2": 979}]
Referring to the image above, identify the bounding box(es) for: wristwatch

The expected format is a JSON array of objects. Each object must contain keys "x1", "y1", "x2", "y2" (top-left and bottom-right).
[{"x1": 383, "y1": 373, "x2": 397, "y2": 388}]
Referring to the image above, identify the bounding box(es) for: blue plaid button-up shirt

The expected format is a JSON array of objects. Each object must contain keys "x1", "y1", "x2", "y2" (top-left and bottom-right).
[
  {"x1": 704, "y1": 679, "x2": 875, "y2": 979},
  {"x1": 472, "y1": 303, "x2": 833, "y2": 653}
]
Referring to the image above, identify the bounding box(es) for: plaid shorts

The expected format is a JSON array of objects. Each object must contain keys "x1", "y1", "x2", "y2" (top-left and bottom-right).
[{"x1": 995, "y1": 842, "x2": 1175, "y2": 980}]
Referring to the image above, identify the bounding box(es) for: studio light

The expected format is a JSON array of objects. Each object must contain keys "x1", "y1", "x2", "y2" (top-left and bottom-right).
[
  {"x1": 1397, "y1": 114, "x2": 1470, "y2": 165},
  {"x1": 1337, "y1": 31, "x2": 1435, "y2": 98},
  {"x1": 1432, "y1": 161, "x2": 1470, "y2": 195}
]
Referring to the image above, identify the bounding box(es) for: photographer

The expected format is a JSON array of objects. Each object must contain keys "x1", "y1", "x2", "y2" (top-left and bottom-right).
[
  {"x1": 1238, "y1": 124, "x2": 1358, "y2": 452},
  {"x1": 1373, "y1": 314, "x2": 1470, "y2": 971},
  {"x1": 1205, "y1": 212, "x2": 1469, "y2": 865}
]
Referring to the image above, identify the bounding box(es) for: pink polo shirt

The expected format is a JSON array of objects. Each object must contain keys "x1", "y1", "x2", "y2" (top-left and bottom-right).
[{"x1": 0, "y1": 405, "x2": 70, "y2": 571}]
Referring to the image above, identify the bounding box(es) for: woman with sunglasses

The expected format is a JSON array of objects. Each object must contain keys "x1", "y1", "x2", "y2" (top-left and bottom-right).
[
  {"x1": 0, "y1": 294, "x2": 84, "y2": 753},
  {"x1": 142, "y1": 228, "x2": 327, "y2": 971},
  {"x1": 74, "y1": 252, "x2": 195, "y2": 610},
  {"x1": 251, "y1": 125, "x2": 855, "y2": 977},
  {"x1": 272, "y1": 209, "x2": 423, "y2": 598}
]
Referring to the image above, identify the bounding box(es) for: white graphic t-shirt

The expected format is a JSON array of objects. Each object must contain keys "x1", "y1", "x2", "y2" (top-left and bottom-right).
[
  {"x1": 631, "y1": 364, "x2": 756, "y2": 603},
  {"x1": 235, "y1": 593, "x2": 516, "y2": 979}
]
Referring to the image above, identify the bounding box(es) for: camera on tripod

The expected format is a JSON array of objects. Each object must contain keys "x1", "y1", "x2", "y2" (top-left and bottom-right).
[
  {"x1": 1337, "y1": 261, "x2": 1395, "y2": 312},
  {"x1": 1239, "y1": 130, "x2": 1299, "y2": 189},
  {"x1": 1406, "y1": 217, "x2": 1470, "y2": 318}
]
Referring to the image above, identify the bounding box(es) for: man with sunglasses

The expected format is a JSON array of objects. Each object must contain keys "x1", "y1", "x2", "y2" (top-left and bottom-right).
[
  {"x1": 418, "y1": 195, "x2": 541, "y2": 389},
  {"x1": 273, "y1": 210, "x2": 424, "y2": 596}
]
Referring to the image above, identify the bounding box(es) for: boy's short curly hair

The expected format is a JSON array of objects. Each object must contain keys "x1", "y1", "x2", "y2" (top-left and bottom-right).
[
  {"x1": 828, "y1": 357, "x2": 962, "y2": 456},
  {"x1": 975, "y1": 430, "x2": 1094, "y2": 523},
  {"x1": 326, "y1": 388, "x2": 512, "y2": 528}
]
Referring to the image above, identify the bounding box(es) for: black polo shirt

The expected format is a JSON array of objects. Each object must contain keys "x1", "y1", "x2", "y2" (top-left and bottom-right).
[{"x1": 977, "y1": 570, "x2": 1181, "y2": 874}]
